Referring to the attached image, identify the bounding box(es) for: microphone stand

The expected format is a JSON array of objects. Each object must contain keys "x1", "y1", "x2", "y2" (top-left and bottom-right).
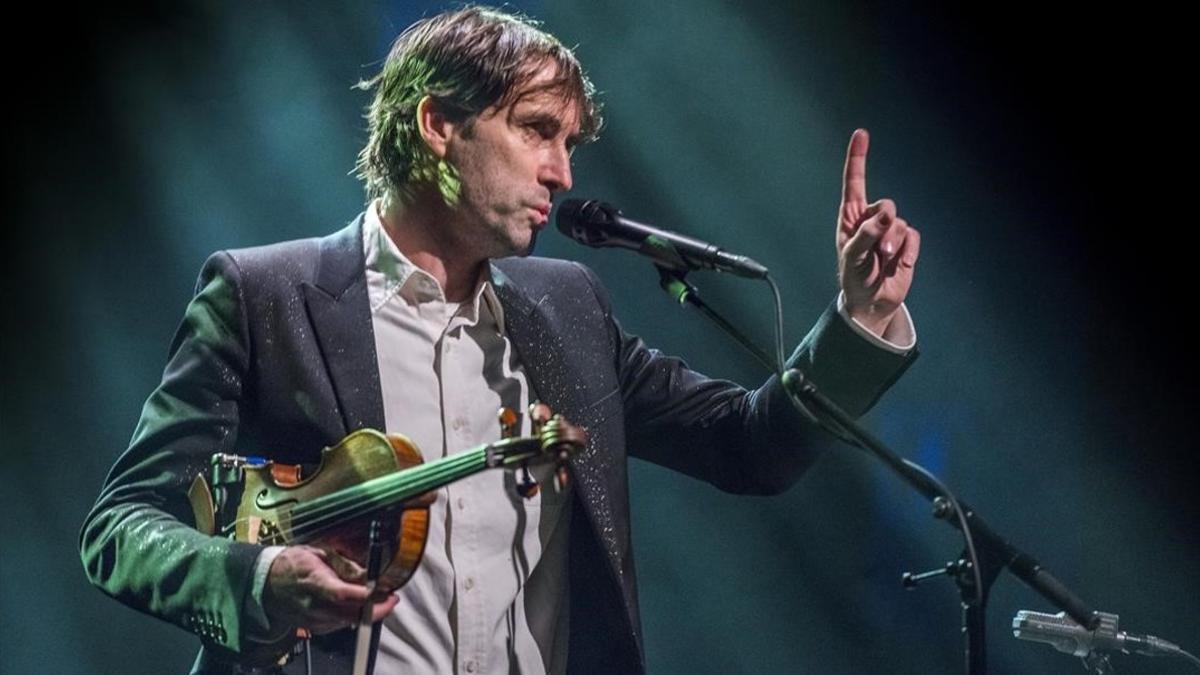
[
  {"x1": 783, "y1": 370, "x2": 1105, "y2": 674},
  {"x1": 656, "y1": 266, "x2": 777, "y2": 372},
  {"x1": 653, "y1": 265, "x2": 1102, "y2": 675}
]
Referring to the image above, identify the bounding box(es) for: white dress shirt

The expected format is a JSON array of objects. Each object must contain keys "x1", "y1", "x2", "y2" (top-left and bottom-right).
[{"x1": 361, "y1": 202, "x2": 571, "y2": 675}]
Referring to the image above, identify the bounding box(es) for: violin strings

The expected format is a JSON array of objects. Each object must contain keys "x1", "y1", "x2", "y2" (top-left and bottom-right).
[
  {"x1": 290, "y1": 434, "x2": 544, "y2": 536},
  {"x1": 283, "y1": 447, "x2": 491, "y2": 543},
  {"x1": 225, "y1": 447, "x2": 489, "y2": 546},
  {"x1": 286, "y1": 449, "x2": 484, "y2": 543},
  {"x1": 295, "y1": 446, "x2": 485, "y2": 521},
  {"x1": 230, "y1": 436, "x2": 549, "y2": 546}
]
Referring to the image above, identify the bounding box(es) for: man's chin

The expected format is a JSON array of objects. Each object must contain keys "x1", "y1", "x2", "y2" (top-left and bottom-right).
[{"x1": 493, "y1": 230, "x2": 537, "y2": 259}]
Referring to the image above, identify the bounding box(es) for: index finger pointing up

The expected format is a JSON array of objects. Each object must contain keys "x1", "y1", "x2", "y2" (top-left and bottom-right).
[{"x1": 842, "y1": 128, "x2": 870, "y2": 207}]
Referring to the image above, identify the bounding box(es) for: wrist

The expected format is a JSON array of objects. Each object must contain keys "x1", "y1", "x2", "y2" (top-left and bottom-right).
[{"x1": 846, "y1": 305, "x2": 897, "y2": 338}]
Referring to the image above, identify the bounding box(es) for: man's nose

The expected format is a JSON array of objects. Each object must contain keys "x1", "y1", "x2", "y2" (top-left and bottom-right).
[{"x1": 540, "y1": 146, "x2": 573, "y2": 193}]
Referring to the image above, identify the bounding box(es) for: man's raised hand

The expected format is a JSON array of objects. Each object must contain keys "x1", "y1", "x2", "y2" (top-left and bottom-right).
[{"x1": 836, "y1": 128, "x2": 921, "y2": 339}]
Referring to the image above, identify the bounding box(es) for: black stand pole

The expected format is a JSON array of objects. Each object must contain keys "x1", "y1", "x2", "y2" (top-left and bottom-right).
[
  {"x1": 782, "y1": 368, "x2": 1100, "y2": 675},
  {"x1": 965, "y1": 599, "x2": 986, "y2": 674},
  {"x1": 655, "y1": 269, "x2": 1102, "y2": 675}
]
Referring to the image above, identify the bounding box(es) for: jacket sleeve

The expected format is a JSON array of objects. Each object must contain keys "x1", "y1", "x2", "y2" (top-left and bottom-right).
[
  {"x1": 79, "y1": 251, "x2": 265, "y2": 655},
  {"x1": 577, "y1": 264, "x2": 917, "y2": 495}
]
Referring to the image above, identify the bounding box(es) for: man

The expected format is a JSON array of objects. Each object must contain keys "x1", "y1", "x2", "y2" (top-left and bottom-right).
[{"x1": 81, "y1": 7, "x2": 919, "y2": 674}]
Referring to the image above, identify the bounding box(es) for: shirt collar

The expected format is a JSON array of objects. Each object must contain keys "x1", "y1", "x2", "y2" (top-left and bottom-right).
[{"x1": 362, "y1": 200, "x2": 506, "y2": 333}]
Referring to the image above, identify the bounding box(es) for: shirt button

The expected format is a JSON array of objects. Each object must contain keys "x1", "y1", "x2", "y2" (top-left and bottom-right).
[
  {"x1": 456, "y1": 497, "x2": 466, "y2": 510},
  {"x1": 464, "y1": 577, "x2": 475, "y2": 591},
  {"x1": 464, "y1": 660, "x2": 478, "y2": 673}
]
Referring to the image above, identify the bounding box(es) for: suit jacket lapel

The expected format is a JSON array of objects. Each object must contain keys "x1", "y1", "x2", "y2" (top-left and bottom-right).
[
  {"x1": 490, "y1": 262, "x2": 622, "y2": 550},
  {"x1": 489, "y1": 262, "x2": 592, "y2": 424},
  {"x1": 302, "y1": 214, "x2": 386, "y2": 435}
]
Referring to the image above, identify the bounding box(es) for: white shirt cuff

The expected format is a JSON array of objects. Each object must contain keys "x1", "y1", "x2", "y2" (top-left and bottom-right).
[
  {"x1": 836, "y1": 292, "x2": 916, "y2": 354},
  {"x1": 243, "y1": 545, "x2": 287, "y2": 640}
]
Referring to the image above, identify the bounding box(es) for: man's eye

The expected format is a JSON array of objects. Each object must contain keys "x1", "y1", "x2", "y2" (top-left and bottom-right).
[{"x1": 524, "y1": 122, "x2": 553, "y2": 139}]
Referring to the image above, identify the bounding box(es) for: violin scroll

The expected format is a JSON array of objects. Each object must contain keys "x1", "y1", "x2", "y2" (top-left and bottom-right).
[{"x1": 505, "y1": 403, "x2": 587, "y2": 498}]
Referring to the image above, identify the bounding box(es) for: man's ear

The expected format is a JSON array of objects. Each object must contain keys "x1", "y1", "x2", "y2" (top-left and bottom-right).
[{"x1": 417, "y1": 95, "x2": 454, "y2": 159}]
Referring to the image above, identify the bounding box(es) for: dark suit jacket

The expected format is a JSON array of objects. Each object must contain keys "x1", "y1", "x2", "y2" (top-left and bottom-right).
[{"x1": 81, "y1": 215, "x2": 914, "y2": 673}]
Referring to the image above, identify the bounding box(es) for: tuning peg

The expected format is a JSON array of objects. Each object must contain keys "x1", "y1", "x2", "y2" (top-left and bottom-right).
[
  {"x1": 529, "y1": 402, "x2": 552, "y2": 433},
  {"x1": 497, "y1": 407, "x2": 520, "y2": 439}
]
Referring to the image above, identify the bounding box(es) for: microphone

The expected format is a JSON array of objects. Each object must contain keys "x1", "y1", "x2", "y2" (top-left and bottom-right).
[
  {"x1": 1012, "y1": 610, "x2": 1183, "y2": 659},
  {"x1": 555, "y1": 199, "x2": 769, "y2": 279}
]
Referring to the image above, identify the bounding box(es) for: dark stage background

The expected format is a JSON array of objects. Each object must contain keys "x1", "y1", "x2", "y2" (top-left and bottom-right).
[{"x1": 4, "y1": 2, "x2": 1197, "y2": 673}]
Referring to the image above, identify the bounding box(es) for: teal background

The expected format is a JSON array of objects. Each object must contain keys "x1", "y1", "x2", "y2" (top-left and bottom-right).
[{"x1": 4, "y1": 2, "x2": 1197, "y2": 673}]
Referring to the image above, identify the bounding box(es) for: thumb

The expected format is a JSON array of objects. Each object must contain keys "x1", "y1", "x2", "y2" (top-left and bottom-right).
[
  {"x1": 322, "y1": 549, "x2": 368, "y2": 583},
  {"x1": 369, "y1": 593, "x2": 400, "y2": 623}
]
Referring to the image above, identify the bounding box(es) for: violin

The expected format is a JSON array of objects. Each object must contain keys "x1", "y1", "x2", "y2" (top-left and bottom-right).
[{"x1": 189, "y1": 403, "x2": 586, "y2": 668}]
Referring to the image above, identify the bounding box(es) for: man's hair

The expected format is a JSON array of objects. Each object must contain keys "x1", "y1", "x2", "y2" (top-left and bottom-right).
[{"x1": 355, "y1": 6, "x2": 602, "y2": 200}]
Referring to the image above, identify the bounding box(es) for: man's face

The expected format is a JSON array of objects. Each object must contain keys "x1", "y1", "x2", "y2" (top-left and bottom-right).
[{"x1": 440, "y1": 63, "x2": 581, "y2": 260}]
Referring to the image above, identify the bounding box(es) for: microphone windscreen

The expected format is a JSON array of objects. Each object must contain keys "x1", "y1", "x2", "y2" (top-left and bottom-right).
[
  {"x1": 555, "y1": 198, "x2": 589, "y2": 236},
  {"x1": 555, "y1": 199, "x2": 616, "y2": 245}
]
